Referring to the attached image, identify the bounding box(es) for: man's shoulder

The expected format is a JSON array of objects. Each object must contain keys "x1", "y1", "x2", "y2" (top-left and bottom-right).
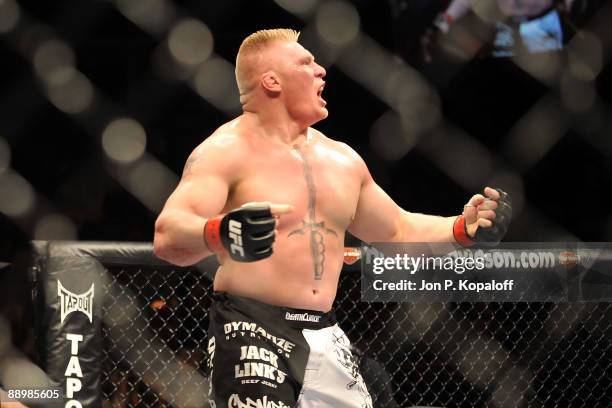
[
  {"x1": 180, "y1": 122, "x2": 249, "y2": 178},
  {"x1": 195, "y1": 122, "x2": 248, "y2": 155}
]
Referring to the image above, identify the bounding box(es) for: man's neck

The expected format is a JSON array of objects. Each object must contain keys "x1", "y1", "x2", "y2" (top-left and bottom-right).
[{"x1": 242, "y1": 106, "x2": 311, "y2": 146}]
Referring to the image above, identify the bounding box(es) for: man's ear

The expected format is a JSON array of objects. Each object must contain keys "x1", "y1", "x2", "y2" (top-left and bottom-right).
[{"x1": 261, "y1": 71, "x2": 281, "y2": 93}]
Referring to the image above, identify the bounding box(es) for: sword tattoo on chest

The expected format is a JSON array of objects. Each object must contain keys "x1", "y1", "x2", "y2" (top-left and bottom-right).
[{"x1": 288, "y1": 145, "x2": 338, "y2": 280}]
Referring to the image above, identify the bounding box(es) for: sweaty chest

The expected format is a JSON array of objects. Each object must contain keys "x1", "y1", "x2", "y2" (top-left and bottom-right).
[{"x1": 229, "y1": 144, "x2": 360, "y2": 230}]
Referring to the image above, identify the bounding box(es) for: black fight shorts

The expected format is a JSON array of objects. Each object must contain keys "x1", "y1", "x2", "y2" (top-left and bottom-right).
[{"x1": 207, "y1": 292, "x2": 372, "y2": 408}]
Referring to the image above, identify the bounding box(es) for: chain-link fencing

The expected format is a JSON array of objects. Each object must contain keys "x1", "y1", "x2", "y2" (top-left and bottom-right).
[{"x1": 93, "y1": 259, "x2": 612, "y2": 408}]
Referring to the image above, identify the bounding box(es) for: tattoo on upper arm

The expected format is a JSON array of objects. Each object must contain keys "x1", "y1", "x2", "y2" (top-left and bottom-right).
[
  {"x1": 183, "y1": 151, "x2": 203, "y2": 176},
  {"x1": 288, "y1": 145, "x2": 338, "y2": 280}
]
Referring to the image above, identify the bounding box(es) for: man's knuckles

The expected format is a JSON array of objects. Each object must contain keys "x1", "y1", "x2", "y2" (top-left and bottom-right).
[
  {"x1": 477, "y1": 218, "x2": 493, "y2": 228},
  {"x1": 469, "y1": 194, "x2": 486, "y2": 205},
  {"x1": 477, "y1": 210, "x2": 496, "y2": 220},
  {"x1": 478, "y1": 200, "x2": 498, "y2": 210}
]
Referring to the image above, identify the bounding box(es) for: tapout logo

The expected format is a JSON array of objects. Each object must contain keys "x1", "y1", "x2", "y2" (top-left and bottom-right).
[
  {"x1": 57, "y1": 281, "x2": 94, "y2": 324},
  {"x1": 64, "y1": 333, "x2": 84, "y2": 408}
]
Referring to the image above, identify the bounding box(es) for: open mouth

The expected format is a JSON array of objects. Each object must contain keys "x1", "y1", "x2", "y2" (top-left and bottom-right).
[
  {"x1": 317, "y1": 83, "x2": 325, "y2": 97},
  {"x1": 316, "y1": 83, "x2": 327, "y2": 107}
]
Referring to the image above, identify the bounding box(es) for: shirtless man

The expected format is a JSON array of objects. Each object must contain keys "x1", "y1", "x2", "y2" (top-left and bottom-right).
[{"x1": 154, "y1": 29, "x2": 511, "y2": 408}]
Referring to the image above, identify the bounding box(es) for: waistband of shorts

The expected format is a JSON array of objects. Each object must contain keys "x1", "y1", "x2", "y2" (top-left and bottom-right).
[{"x1": 213, "y1": 292, "x2": 337, "y2": 329}]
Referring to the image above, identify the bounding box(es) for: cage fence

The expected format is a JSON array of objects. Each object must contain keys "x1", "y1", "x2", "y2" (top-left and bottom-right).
[{"x1": 94, "y1": 262, "x2": 612, "y2": 408}]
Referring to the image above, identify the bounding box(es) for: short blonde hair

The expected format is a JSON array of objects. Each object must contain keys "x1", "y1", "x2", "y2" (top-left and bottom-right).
[{"x1": 235, "y1": 29, "x2": 300, "y2": 95}]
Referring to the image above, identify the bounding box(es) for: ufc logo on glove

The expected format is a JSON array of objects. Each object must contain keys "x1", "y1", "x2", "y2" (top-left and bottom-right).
[
  {"x1": 228, "y1": 220, "x2": 244, "y2": 257},
  {"x1": 203, "y1": 203, "x2": 276, "y2": 262}
]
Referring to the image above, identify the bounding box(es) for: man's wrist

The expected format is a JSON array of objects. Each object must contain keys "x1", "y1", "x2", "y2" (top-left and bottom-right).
[
  {"x1": 203, "y1": 215, "x2": 225, "y2": 253},
  {"x1": 453, "y1": 215, "x2": 475, "y2": 247}
]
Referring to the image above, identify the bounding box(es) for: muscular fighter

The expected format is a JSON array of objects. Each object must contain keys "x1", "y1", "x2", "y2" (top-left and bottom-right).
[{"x1": 154, "y1": 29, "x2": 511, "y2": 408}]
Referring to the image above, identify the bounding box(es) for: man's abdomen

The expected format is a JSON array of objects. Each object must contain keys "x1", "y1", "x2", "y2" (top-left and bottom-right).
[{"x1": 213, "y1": 231, "x2": 345, "y2": 312}]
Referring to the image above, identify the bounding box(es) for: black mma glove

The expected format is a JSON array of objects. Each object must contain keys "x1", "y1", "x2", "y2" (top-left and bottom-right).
[
  {"x1": 204, "y1": 203, "x2": 276, "y2": 262},
  {"x1": 453, "y1": 188, "x2": 512, "y2": 247}
]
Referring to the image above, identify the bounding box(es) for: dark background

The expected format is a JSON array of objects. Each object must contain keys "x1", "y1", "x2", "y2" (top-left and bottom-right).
[
  {"x1": 1, "y1": 0, "x2": 611, "y2": 263},
  {"x1": 1, "y1": 1, "x2": 612, "y2": 406}
]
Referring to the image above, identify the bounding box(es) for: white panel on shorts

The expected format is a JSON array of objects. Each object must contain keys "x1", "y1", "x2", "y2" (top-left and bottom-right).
[{"x1": 296, "y1": 324, "x2": 373, "y2": 408}]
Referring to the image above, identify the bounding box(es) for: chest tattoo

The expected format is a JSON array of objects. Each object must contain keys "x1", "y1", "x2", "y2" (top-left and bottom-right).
[{"x1": 288, "y1": 146, "x2": 338, "y2": 280}]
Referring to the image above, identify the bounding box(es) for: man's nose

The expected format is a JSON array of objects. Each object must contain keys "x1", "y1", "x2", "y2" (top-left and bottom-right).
[{"x1": 315, "y1": 63, "x2": 326, "y2": 78}]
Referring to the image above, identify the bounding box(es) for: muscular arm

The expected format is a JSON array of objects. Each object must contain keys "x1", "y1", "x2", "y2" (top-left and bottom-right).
[
  {"x1": 346, "y1": 148, "x2": 455, "y2": 244},
  {"x1": 348, "y1": 175, "x2": 455, "y2": 244},
  {"x1": 153, "y1": 135, "x2": 239, "y2": 266}
]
